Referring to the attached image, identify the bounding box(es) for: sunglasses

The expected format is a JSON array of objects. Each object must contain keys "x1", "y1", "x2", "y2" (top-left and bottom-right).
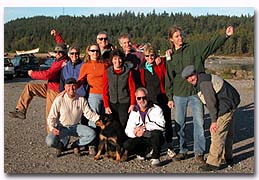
[
  {"x1": 145, "y1": 54, "x2": 155, "y2": 58},
  {"x1": 136, "y1": 96, "x2": 147, "y2": 101},
  {"x1": 89, "y1": 49, "x2": 100, "y2": 53},
  {"x1": 98, "y1": 37, "x2": 108, "y2": 41},
  {"x1": 70, "y1": 52, "x2": 79, "y2": 55},
  {"x1": 54, "y1": 51, "x2": 64, "y2": 54}
]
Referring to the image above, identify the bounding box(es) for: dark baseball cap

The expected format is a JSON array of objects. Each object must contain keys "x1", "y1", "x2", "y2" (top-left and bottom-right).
[{"x1": 65, "y1": 78, "x2": 77, "y2": 84}]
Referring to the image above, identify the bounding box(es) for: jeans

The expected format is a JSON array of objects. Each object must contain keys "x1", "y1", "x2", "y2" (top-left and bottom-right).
[
  {"x1": 87, "y1": 93, "x2": 105, "y2": 128},
  {"x1": 45, "y1": 124, "x2": 96, "y2": 148},
  {"x1": 173, "y1": 95, "x2": 205, "y2": 155}
]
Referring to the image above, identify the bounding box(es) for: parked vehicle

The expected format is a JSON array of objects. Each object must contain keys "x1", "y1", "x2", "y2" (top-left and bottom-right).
[
  {"x1": 4, "y1": 57, "x2": 15, "y2": 80},
  {"x1": 39, "y1": 57, "x2": 55, "y2": 70},
  {"x1": 11, "y1": 54, "x2": 39, "y2": 77}
]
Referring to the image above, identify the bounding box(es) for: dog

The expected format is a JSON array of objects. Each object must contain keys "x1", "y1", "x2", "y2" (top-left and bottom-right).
[{"x1": 94, "y1": 114, "x2": 124, "y2": 162}]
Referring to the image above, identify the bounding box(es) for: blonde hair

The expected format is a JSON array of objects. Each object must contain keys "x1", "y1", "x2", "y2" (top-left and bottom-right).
[
  {"x1": 84, "y1": 43, "x2": 101, "y2": 63},
  {"x1": 143, "y1": 43, "x2": 156, "y2": 56}
]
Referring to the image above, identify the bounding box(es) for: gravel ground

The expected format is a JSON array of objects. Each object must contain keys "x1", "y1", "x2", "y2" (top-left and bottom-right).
[{"x1": 3, "y1": 76, "x2": 255, "y2": 175}]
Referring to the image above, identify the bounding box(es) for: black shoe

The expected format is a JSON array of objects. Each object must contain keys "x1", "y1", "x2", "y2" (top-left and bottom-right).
[
  {"x1": 225, "y1": 158, "x2": 234, "y2": 167},
  {"x1": 195, "y1": 154, "x2": 206, "y2": 164},
  {"x1": 8, "y1": 109, "x2": 26, "y2": 119},
  {"x1": 173, "y1": 153, "x2": 187, "y2": 161},
  {"x1": 121, "y1": 150, "x2": 128, "y2": 162},
  {"x1": 199, "y1": 163, "x2": 219, "y2": 171}
]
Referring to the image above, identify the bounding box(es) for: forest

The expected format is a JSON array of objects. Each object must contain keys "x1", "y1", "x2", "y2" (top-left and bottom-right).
[{"x1": 4, "y1": 10, "x2": 254, "y2": 56}]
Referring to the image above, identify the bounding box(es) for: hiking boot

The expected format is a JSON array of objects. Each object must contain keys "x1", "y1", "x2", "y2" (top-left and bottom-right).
[
  {"x1": 8, "y1": 109, "x2": 26, "y2": 119},
  {"x1": 88, "y1": 146, "x2": 96, "y2": 157},
  {"x1": 151, "y1": 158, "x2": 160, "y2": 166},
  {"x1": 172, "y1": 153, "x2": 187, "y2": 161},
  {"x1": 199, "y1": 163, "x2": 219, "y2": 172},
  {"x1": 167, "y1": 148, "x2": 176, "y2": 158},
  {"x1": 71, "y1": 141, "x2": 80, "y2": 156},
  {"x1": 56, "y1": 148, "x2": 63, "y2": 157},
  {"x1": 195, "y1": 154, "x2": 206, "y2": 164}
]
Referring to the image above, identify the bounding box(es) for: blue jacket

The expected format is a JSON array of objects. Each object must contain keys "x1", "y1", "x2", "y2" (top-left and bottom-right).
[{"x1": 60, "y1": 59, "x2": 88, "y2": 97}]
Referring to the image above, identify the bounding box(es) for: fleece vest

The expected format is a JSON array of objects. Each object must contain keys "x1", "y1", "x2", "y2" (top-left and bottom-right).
[
  {"x1": 107, "y1": 65, "x2": 131, "y2": 104},
  {"x1": 197, "y1": 74, "x2": 224, "y2": 104}
]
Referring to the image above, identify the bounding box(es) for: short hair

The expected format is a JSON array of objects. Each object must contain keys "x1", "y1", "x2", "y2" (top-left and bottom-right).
[
  {"x1": 135, "y1": 87, "x2": 149, "y2": 97},
  {"x1": 68, "y1": 46, "x2": 80, "y2": 54},
  {"x1": 110, "y1": 49, "x2": 125, "y2": 60},
  {"x1": 143, "y1": 43, "x2": 156, "y2": 56},
  {"x1": 118, "y1": 33, "x2": 131, "y2": 45},
  {"x1": 97, "y1": 31, "x2": 108, "y2": 38}
]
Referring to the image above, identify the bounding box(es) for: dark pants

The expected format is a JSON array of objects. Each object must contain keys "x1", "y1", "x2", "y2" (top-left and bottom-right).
[{"x1": 123, "y1": 130, "x2": 164, "y2": 159}]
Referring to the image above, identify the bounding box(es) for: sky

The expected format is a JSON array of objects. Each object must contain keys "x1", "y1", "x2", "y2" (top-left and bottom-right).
[
  {"x1": 1, "y1": 0, "x2": 258, "y2": 180},
  {"x1": 3, "y1": 7, "x2": 255, "y2": 23}
]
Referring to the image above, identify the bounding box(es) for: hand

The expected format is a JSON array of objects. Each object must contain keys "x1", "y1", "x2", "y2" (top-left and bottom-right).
[
  {"x1": 128, "y1": 105, "x2": 134, "y2": 113},
  {"x1": 28, "y1": 70, "x2": 33, "y2": 77},
  {"x1": 167, "y1": 100, "x2": 174, "y2": 109},
  {"x1": 209, "y1": 122, "x2": 218, "y2": 133},
  {"x1": 155, "y1": 57, "x2": 162, "y2": 65},
  {"x1": 105, "y1": 107, "x2": 112, "y2": 114},
  {"x1": 52, "y1": 127, "x2": 60, "y2": 136},
  {"x1": 50, "y1": 29, "x2": 56, "y2": 36},
  {"x1": 134, "y1": 126, "x2": 145, "y2": 137},
  {"x1": 62, "y1": 61, "x2": 67, "y2": 67},
  {"x1": 226, "y1": 26, "x2": 234, "y2": 37}
]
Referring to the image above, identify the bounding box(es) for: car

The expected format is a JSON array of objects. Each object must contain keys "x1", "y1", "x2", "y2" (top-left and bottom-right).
[
  {"x1": 11, "y1": 54, "x2": 39, "y2": 77},
  {"x1": 4, "y1": 57, "x2": 15, "y2": 79},
  {"x1": 39, "y1": 57, "x2": 55, "y2": 70}
]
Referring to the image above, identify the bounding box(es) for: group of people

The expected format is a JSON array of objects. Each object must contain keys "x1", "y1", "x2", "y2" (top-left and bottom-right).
[{"x1": 8, "y1": 25, "x2": 240, "y2": 171}]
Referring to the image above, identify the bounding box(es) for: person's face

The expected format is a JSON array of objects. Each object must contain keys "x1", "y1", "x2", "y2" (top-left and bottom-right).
[
  {"x1": 186, "y1": 74, "x2": 198, "y2": 85},
  {"x1": 65, "y1": 84, "x2": 77, "y2": 98},
  {"x1": 136, "y1": 90, "x2": 148, "y2": 109},
  {"x1": 144, "y1": 53, "x2": 155, "y2": 64},
  {"x1": 55, "y1": 51, "x2": 65, "y2": 59},
  {"x1": 97, "y1": 34, "x2": 108, "y2": 50},
  {"x1": 69, "y1": 48, "x2": 79, "y2": 62},
  {"x1": 169, "y1": 30, "x2": 183, "y2": 49},
  {"x1": 112, "y1": 55, "x2": 123, "y2": 69},
  {"x1": 88, "y1": 45, "x2": 100, "y2": 60},
  {"x1": 120, "y1": 37, "x2": 132, "y2": 53}
]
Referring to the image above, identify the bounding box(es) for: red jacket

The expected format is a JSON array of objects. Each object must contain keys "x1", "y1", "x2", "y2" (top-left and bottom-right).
[
  {"x1": 140, "y1": 58, "x2": 166, "y2": 94},
  {"x1": 31, "y1": 56, "x2": 67, "y2": 92}
]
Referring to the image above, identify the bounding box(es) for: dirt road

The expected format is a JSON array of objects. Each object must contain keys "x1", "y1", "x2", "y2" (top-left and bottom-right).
[{"x1": 4, "y1": 77, "x2": 254, "y2": 174}]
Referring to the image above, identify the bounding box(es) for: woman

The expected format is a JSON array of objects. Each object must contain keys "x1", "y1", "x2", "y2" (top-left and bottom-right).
[
  {"x1": 78, "y1": 44, "x2": 109, "y2": 119},
  {"x1": 139, "y1": 43, "x2": 174, "y2": 157},
  {"x1": 103, "y1": 49, "x2": 136, "y2": 138},
  {"x1": 165, "y1": 25, "x2": 234, "y2": 163}
]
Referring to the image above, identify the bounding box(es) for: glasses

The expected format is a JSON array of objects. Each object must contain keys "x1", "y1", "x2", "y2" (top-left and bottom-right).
[
  {"x1": 98, "y1": 37, "x2": 108, "y2": 41},
  {"x1": 89, "y1": 49, "x2": 100, "y2": 53},
  {"x1": 70, "y1": 52, "x2": 79, "y2": 55},
  {"x1": 136, "y1": 96, "x2": 147, "y2": 101},
  {"x1": 145, "y1": 54, "x2": 155, "y2": 58},
  {"x1": 54, "y1": 51, "x2": 64, "y2": 54}
]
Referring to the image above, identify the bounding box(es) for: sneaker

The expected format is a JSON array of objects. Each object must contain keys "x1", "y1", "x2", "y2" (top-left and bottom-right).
[
  {"x1": 167, "y1": 149, "x2": 176, "y2": 158},
  {"x1": 8, "y1": 109, "x2": 26, "y2": 119},
  {"x1": 151, "y1": 158, "x2": 160, "y2": 166},
  {"x1": 145, "y1": 149, "x2": 153, "y2": 158},
  {"x1": 173, "y1": 153, "x2": 187, "y2": 161},
  {"x1": 88, "y1": 146, "x2": 96, "y2": 157},
  {"x1": 136, "y1": 155, "x2": 145, "y2": 160},
  {"x1": 195, "y1": 154, "x2": 206, "y2": 164},
  {"x1": 199, "y1": 163, "x2": 219, "y2": 171}
]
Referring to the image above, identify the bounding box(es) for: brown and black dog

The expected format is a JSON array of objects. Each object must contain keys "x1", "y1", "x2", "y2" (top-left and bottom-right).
[{"x1": 94, "y1": 114, "x2": 124, "y2": 162}]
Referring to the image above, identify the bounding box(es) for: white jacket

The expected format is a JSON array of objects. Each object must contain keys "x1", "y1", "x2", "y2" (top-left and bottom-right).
[{"x1": 125, "y1": 104, "x2": 165, "y2": 138}]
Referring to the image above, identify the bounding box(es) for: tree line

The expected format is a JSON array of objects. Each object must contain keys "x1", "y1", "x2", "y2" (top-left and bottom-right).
[{"x1": 4, "y1": 10, "x2": 254, "y2": 56}]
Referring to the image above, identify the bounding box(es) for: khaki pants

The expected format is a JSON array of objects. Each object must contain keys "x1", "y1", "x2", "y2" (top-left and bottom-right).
[
  {"x1": 16, "y1": 83, "x2": 59, "y2": 133},
  {"x1": 206, "y1": 111, "x2": 234, "y2": 167}
]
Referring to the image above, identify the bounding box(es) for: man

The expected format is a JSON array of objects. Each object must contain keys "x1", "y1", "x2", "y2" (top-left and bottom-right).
[
  {"x1": 118, "y1": 33, "x2": 145, "y2": 87},
  {"x1": 121, "y1": 87, "x2": 165, "y2": 166},
  {"x1": 181, "y1": 65, "x2": 240, "y2": 171},
  {"x1": 96, "y1": 31, "x2": 113, "y2": 61},
  {"x1": 9, "y1": 42, "x2": 68, "y2": 133},
  {"x1": 45, "y1": 78, "x2": 100, "y2": 157}
]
